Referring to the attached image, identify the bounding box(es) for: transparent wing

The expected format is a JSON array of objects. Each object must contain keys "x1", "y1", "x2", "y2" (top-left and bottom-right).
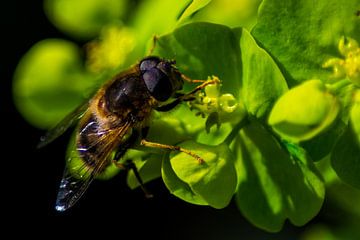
[
  {"x1": 55, "y1": 166, "x2": 96, "y2": 212},
  {"x1": 54, "y1": 121, "x2": 133, "y2": 211},
  {"x1": 37, "y1": 101, "x2": 89, "y2": 148}
]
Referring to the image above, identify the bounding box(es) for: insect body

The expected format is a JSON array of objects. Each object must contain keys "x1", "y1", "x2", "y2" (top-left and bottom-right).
[{"x1": 38, "y1": 56, "x2": 217, "y2": 211}]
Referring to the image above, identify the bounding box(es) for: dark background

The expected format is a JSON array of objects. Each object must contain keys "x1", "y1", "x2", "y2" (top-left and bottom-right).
[{"x1": 2, "y1": 1, "x2": 336, "y2": 238}]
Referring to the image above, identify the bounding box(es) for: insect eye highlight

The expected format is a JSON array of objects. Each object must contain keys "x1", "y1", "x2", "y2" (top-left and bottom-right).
[{"x1": 139, "y1": 56, "x2": 161, "y2": 71}]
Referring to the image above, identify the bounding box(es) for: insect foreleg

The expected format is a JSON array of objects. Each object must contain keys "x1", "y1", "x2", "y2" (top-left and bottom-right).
[
  {"x1": 155, "y1": 77, "x2": 220, "y2": 112},
  {"x1": 155, "y1": 98, "x2": 183, "y2": 112},
  {"x1": 147, "y1": 35, "x2": 159, "y2": 56}
]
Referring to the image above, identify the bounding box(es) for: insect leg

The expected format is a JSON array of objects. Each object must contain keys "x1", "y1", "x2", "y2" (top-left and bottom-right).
[
  {"x1": 155, "y1": 98, "x2": 183, "y2": 112},
  {"x1": 147, "y1": 35, "x2": 159, "y2": 55},
  {"x1": 155, "y1": 77, "x2": 219, "y2": 112},
  {"x1": 112, "y1": 130, "x2": 153, "y2": 198},
  {"x1": 113, "y1": 159, "x2": 153, "y2": 198},
  {"x1": 125, "y1": 160, "x2": 153, "y2": 198},
  {"x1": 181, "y1": 74, "x2": 222, "y2": 84},
  {"x1": 181, "y1": 74, "x2": 208, "y2": 83},
  {"x1": 184, "y1": 77, "x2": 220, "y2": 95},
  {"x1": 140, "y1": 139, "x2": 205, "y2": 164}
]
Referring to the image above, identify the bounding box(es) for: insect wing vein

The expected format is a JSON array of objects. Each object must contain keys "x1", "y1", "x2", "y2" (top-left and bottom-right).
[
  {"x1": 55, "y1": 120, "x2": 133, "y2": 211},
  {"x1": 37, "y1": 101, "x2": 89, "y2": 148}
]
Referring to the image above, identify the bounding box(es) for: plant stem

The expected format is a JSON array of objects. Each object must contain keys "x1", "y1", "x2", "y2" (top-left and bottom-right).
[
  {"x1": 326, "y1": 79, "x2": 352, "y2": 95},
  {"x1": 223, "y1": 116, "x2": 249, "y2": 145}
]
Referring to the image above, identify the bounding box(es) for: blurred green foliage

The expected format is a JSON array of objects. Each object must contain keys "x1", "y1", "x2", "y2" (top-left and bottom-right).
[
  {"x1": 13, "y1": 0, "x2": 360, "y2": 235},
  {"x1": 13, "y1": 39, "x2": 95, "y2": 128},
  {"x1": 44, "y1": 0, "x2": 128, "y2": 39},
  {"x1": 234, "y1": 121, "x2": 324, "y2": 232}
]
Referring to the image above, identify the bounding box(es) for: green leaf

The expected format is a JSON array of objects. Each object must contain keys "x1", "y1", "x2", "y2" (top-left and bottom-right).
[
  {"x1": 146, "y1": 111, "x2": 200, "y2": 145},
  {"x1": 127, "y1": 153, "x2": 163, "y2": 189},
  {"x1": 170, "y1": 141, "x2": 237, "y2": 209},
  {"x1": 134, "y1": 105, "x2": 207, "y2": 155},
  {"x1": 350, "y1": 90, "x2": 360, "y2": 143},
  {"x1": 154, "y1": 22, "x2": 242, "y2": 95},
  {"x1": 327, "y1": 179, "x2": 360, "y2": 218},
  {"x1": 130, "y1": 0, "x2": 192, "y2": 48},
  {"x1": 13, "y1": 39, "x2": 94, "y2": 128},
  {"x1": 281, "y1": 140, "x2": 308, "y2": 163},
  {"x1": 156, "y1": 24, "x2": 287, "y2": 124},
  {"x1": 190, "y1": 0, "x2": 262, "y2": 30},
  {"x1": 177, "y1": 0, "x2": 212, "y2": 22},
  {"x1": 44, "y1": 0, "x2": 127, "y2": 39},
  {"x1": 252, "y1": 0, "x2": 360, "y2": 86},
  {"x1": 301, "y1": 120, "x2": 346, "y2": 161},
  {"x1": 196, "y1": 122, "x2": 232, "y2": 145},
  {"x1": 315, "y1": 156, "x2": 339, "y2": 185},
  {"x1": 234, "y1": 121, "x2": 325, "y2": 232},
  {"x1": 239, "y1": 28, "x2": 288, "y2": 118},
  {"x1": 162, "y1": 153, "x2": 208, "y2": 206},
  {"x1": 268, "y1": 80, "x2": 340, "y2": 142},
  {"x1": 331, "y1": 124, "x2": 360, "y2": 189}
]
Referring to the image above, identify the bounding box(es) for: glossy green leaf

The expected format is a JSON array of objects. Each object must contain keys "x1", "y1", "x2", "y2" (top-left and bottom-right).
[
  {"x1": 234, "y1": 121, "x2": 324, "y2": 232},
  {"x1": 191, "y1": 0, "x2": 262, "y2": 30},
  {"x1": 301, "y1": 120, "x2": 346, "y2": 161},
  {"x1": 130, "y1": 0, "x2": 192, "y2": 51},
  {"x1": 127, "y1": 153, "x2": 163, "y2": 189},
  {"x1": 155, "y1": 25, "x2": 287, "y2": 125},
  {"x1": 13, "y1": 39, "x2": 94, "y2": 128},
  {"x1": 154, "y1": 22, "x2": 241, "y2": 95},
  {"x1": 196, "y1": 122, "x2": 232, "y2": 145},
  {"x1": 177, "y1": 0, "x2": 212, "y2": 22},
  {"x1": 162, "y1": 153, "x2": 208, "y2": 206},
  {"x1": 146, "y1": 110, "x2": 201, "y2": 145},
  {"x1": 44, "y1": 0, "x2": 127, "y2": 39},
  {"x1": 252, "y1": 0, "x2": 360, "y2": 86},
  {"x1": 331, "y1": 124, "x2": 360, "y2": 189},
  {"x1": 327, "y1": 179, "x2": 360, "y2": 218},
  {"x1": 268, "y1": 80, "x2": 340, "y2": 142},
  {"x1": 170, "y1": 141, "x2": 237, "y2": 209},
  {"x1": 239, "y1": 28, "x2": 288, "y2": 118}
]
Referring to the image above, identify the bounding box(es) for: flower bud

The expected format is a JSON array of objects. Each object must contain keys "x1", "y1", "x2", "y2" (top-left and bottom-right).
[{"x1": 269, "y1": 80, "x2": 340, "y2": 142}]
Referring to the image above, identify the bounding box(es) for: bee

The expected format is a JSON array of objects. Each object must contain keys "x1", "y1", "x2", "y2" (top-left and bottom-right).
[{"x1": 38, "y1": 56, "x2": 218, "y2": 212}]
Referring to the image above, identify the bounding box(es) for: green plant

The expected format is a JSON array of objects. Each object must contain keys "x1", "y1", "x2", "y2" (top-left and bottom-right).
[{"x1": 13, "y1": 0, "x2": 360, "y2": 235}]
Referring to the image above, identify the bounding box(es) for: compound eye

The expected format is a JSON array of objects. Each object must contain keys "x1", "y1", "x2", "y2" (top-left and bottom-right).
[
  {"x1": 139, "y1": 56, "x2": 161, "y2": 71},
  {"x1": 143, "y1": 68, "x2": 172, "y2": 101},
  {"x1": 157, "y1": 61, "x2": 172, "y2": 75}
]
